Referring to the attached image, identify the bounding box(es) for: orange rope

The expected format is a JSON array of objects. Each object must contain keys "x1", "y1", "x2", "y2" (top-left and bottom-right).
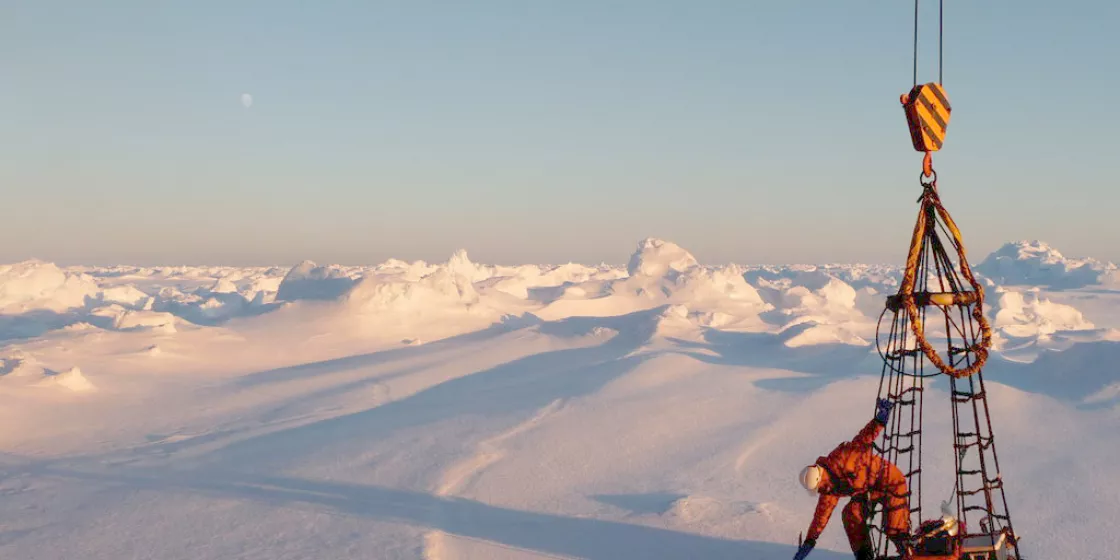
[{"x1": 897, "y1": 186, "x2": 992, "y2": 378}]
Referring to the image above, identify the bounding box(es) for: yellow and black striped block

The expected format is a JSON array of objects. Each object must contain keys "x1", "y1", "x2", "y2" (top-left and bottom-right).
[{"x1": 902, "y1": 82, "x2": 951, "y2": 152}]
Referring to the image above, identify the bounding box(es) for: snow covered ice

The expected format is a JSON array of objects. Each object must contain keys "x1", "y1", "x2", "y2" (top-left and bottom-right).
[{"x1": 1, "y1": 238, "x2": 1118, "y2": 559}]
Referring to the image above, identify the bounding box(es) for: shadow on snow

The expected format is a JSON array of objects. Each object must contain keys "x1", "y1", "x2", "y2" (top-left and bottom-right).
[
  {"x1": 202, "y1": 308, "x2": 674, "y2": 471},
  {"x1": 34, "y1": 465, "x2": 852, "y2": 560},
  {"x1": 669, "y1": 324, "x2": 881, "y2": 393}
]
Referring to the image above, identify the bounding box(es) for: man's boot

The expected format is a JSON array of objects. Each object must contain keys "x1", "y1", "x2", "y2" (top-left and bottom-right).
[{"x1": 854, "y1": 544, "x2": 875, "y2": 560}]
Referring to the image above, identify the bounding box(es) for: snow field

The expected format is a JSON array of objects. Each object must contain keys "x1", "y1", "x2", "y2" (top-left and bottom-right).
[{"x1": 1, "y1": 238, "x2": 1117, "y2": 559}]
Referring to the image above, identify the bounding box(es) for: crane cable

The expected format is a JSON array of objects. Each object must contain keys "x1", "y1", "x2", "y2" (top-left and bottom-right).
[{"x1": 913, "y1": 0, "x2": 945, "y2": 87}]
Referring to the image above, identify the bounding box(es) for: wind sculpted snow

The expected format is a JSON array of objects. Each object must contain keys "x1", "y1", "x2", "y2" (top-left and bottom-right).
[{"x1": 1, "y1": 238, "x2": 1118, "y2": 559}]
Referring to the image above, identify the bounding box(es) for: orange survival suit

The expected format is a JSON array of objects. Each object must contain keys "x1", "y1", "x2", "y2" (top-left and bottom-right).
[{"x1": 804, "y1": 415, "x2": 911, "y2": 559}]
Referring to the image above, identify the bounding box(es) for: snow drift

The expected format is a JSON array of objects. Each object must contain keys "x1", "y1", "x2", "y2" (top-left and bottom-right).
[
  {"x1": 37, "y1": 366, "x2": 96, "y2": 392},
  {"x1": 991, "y1": 288, "x2": 1094, "y2": 339},
  {"x1": 276, "y1": 260, "x2": 359, "y2": 301},
  {"x1": 343, "y1": 266, "x2": 481, "y2": 312},
  {"x1": 976, "y1": 240, "x2": 1119, "y2": 289},
  {"x1": 534, "y1": 238, "x2": 772, "y2": 331},
  {"x1": 0, "y1": 260, "x2": 99, "y2": 314}
]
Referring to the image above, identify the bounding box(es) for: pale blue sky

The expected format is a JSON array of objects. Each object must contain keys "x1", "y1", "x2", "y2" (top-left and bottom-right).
[{"x1": 4, "y1": 1, "x2": 1117, "y2": 266}]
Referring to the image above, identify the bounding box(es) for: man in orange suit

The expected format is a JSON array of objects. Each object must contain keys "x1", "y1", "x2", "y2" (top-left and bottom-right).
[{"x1": 792, "y1": 398, "x2": 911, "y2": 560}]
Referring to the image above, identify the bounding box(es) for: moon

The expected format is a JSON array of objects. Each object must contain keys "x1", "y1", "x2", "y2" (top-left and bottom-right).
[{"x1": 241, "y1": 93, "x2": 253, "y2": 108}]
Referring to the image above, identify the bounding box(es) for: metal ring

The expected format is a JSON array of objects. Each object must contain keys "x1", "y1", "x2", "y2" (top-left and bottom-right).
[{"x1": 919, "y1": 169, "x2": 938, "y2": 187}]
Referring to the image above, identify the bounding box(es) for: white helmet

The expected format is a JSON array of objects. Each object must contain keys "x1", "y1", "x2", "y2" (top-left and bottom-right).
[{"x1": 800, "y1": 465, "x2": 824, "y2": 495}]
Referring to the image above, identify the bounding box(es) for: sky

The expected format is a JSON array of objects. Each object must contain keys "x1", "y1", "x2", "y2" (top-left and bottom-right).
[{"x1": 3, "y1": 1, "x2": 1117, "y2": 267}]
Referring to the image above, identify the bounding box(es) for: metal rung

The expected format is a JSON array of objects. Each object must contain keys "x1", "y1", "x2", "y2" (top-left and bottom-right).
[
  {"x1": 887, "y1": 349, "x2": 920, "y2": 359},
  {"x1": 885, "y1": 290, "x2": 981, "y2": 311},
  {"x1": 963, "y1": 436, "x2": 994, "y2": 450},
  {"x1": 905, "y1": 468, "x2": 922, "y2": 477},
  {"x1": 877, "y1": 448, "x2": 913, "y2": 456},
  {"x1": 948, "y1": 343, "x2": 983, "y2": 355},
  {"x1": 952, "y1": 390, "x2": 987, "y2": 399},
  {"x1": 886, "y1": 430, "x2": 922, "y2": 439},
  {"x1": 959, "y1": 469, "x2": 981, "y2": 475},
  {"x1": 884, "y1": 438, "x2": 914, "y2": 446}
]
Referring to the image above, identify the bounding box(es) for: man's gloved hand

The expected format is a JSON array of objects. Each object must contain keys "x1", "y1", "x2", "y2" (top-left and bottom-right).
[
  {"x1": 875, "y1": 398, "x2": 894, "y2": 424},
  {"x1": 793, "y1": 538, "x2": 815, "y2": 560}
]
